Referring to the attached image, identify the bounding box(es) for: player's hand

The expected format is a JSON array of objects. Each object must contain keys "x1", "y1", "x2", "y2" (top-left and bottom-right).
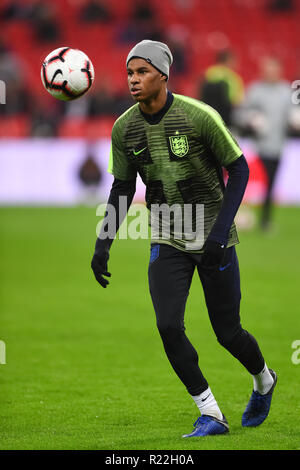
[
  {"x1": 201, "y1": 240, "x2": 226, "y2": 269},
  {"x1": 91, "y1": 248, "x2": 111, "y2": 288}
]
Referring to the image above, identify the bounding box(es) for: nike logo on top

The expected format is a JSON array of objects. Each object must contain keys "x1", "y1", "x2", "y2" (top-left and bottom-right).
[{"x1": 133, "y1": 147, "x2": 147, "y2": 156}]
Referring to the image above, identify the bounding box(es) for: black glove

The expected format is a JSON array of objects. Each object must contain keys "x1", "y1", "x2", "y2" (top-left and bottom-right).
[
  {"x1": 91, "y1": 241, "x2": 111, "y2": 288},
  {"x1": 201, "y1": 240, "x2": 226, "y2": 269}
]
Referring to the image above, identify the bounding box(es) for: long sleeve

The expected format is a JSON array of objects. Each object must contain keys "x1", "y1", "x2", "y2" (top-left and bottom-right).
[
  {"x1": 207, "y1": 154, "x2": 249, "y2": 246},
  {"x1": 96, "y1": 177, "x2": 136, "y2": 251}
]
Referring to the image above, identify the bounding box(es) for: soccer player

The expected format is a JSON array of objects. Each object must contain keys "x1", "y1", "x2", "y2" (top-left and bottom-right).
[{"x1": 91, "y1": 40, "x2": 277, "y2": 437}]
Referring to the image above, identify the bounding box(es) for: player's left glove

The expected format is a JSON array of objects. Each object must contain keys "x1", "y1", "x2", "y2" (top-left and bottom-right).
[
  {"x1": 91, "y1": 239, "x2": 111, "y2": 288},
  {"x1": 201, "y1": 240, "x2": 226, "y2": 269}
]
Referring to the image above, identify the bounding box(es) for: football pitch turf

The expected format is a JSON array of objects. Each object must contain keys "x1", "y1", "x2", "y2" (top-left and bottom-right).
[{"x1": 0, "y1": 205, "x2": 299, "y2": 451}]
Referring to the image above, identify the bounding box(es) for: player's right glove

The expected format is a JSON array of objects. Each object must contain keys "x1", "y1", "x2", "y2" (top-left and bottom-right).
[
  {"x1": 91, "y1": 240, "x2": 111, "y2": 288},
  {"x1": 201, "y1": 239, "x2": 226, "y2": 270}
]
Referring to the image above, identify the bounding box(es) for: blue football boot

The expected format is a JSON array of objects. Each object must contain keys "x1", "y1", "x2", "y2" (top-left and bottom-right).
[
  {"x1": 182, "y1": 414, "x2": 229, "y2": 437},
  {"x1": 242, "y1": 369, "x2": 277, "y2": 427}
]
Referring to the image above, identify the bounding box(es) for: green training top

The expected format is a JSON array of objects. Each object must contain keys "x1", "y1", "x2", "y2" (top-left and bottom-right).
[{"x1": 108, "y1": 93, "x2": 242, "y2": 252}]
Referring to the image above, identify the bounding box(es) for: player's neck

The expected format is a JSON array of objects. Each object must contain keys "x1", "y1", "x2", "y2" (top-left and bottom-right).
[{"x1": 139, "y1": 87, "x2": 168, "y2": 115}]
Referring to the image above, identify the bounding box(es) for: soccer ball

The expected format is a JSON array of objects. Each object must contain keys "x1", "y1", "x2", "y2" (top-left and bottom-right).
[{"x1": 41, "y1": 47, "x2": 94, "y2": 101}]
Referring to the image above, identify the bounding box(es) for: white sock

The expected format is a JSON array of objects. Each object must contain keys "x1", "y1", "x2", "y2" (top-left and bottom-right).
[
  {"x1": 192, "y1": 387, "x2": 223, "y2": 420},
  {"x1": 252, "y1": 363, "x2": 274, "y2": 395}
]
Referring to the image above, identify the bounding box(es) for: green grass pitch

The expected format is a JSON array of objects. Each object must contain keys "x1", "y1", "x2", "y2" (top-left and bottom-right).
[{"x1": 0, "y1": 205, "x2": 300, "y2": 450}]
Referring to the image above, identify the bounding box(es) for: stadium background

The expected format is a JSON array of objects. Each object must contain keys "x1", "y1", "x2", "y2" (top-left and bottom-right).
[{"x1": 1, "y1": 0, "x2": 300, "y2": 451}]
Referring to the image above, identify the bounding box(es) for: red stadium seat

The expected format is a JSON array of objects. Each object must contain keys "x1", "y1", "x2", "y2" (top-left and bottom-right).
[
  {"x1": 57, "y1": 118, "x2": 87, "y2": 138},
  {"x1": 85, "y1": 117, "x2": 115, "y2": 139},
  {"x1": 0, "y1": 115, "x2": 30, "y2": 138},
  {"x1": 58, "y1": 116, "x2": 115, "y2": 138}
]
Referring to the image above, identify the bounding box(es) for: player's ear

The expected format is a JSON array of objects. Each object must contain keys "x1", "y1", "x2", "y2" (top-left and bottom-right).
[{"x1": 160, "y1": 73, "x2": 168, "y2": 82}]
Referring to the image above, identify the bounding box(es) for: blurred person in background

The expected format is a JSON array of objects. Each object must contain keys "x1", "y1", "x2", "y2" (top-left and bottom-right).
[
  {"x1": 29, "y1": 0, "x2": 61, "y2": 43},
  {"x1": 1, "y1": 0, "x2": 30, "y2": 20},
  {"x1": 65, "y1": 81, "x2": 133, "y2": 123},
  {"x1": 0, "y1": 38, "x2": 31, "y2": 116},
  {"x1": 79, "y1": 0, "x2": 113, "y2": 23},
  {"x1": 87, "y1": 81, "x2": 119, "y2": 117},
  {"x1": 78, "y1": 142, "x2": 103, "y2": 205},
  {"x1": 163, "y1": 25, "x2": 190, "y2": 93},
  {"x1": 267, "y1": 0, "x2": 294, "y2": 12},
  {"x1": 240, "y1": 56, "x2": 292, "y2": 231},
  {"x1": 165, "y1": 24, "x2": 189, "y2": 77},
  {"x1": 30, "y1": 96, "x2": 64, "y2": 137},
  {"x1": 117, "y1": 0, "x2": 164, "y2": 44},
  {"x1": 199, "y1": 49, "x2": 244, "y2": 127}
]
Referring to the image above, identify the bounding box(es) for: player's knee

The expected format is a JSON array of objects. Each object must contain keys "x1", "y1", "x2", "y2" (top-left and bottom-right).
[
  {"x1": 156, "y1": 320, "x2": 184, "y2": 341},
  {"x1": 216, "y1": 325, "x2": 244, "y2": 352},
  {"x1": 157, "y1": 321, "x2": 192, "y2": 359}
]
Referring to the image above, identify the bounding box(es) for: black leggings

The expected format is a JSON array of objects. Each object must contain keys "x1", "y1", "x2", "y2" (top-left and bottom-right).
[{"x1": 148, "y1": 243, "x2": 265, "y2": 396}]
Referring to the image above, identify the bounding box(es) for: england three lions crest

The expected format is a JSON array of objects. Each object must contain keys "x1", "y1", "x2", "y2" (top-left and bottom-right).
[{"x1": 169, "y1": 134, "x2": 189, "y2": 157}]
